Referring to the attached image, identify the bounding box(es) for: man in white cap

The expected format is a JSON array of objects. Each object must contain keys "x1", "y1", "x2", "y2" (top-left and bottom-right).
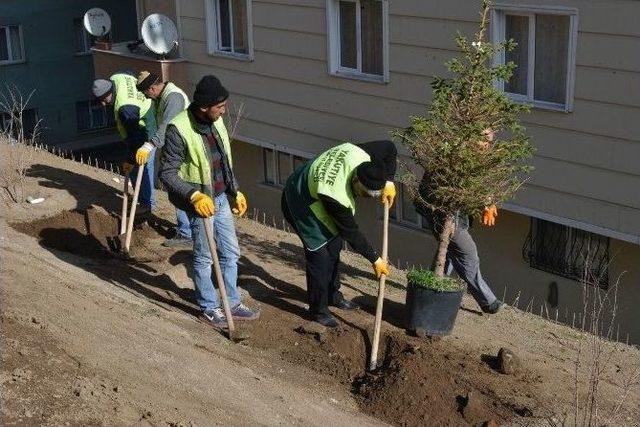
[
  {"x1": 92, "y1": 73, "x2": 156, "y2": 215},
  {"x1": 135, "y1": 71, "x2": 191, "y2": 247}
]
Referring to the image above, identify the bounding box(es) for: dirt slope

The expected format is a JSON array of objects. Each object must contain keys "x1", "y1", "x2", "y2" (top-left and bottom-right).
[{"x1": 1, "y1": 145, "x2": 639, "y2": 426}]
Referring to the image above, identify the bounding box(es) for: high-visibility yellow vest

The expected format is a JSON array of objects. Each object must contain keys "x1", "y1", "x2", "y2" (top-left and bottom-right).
[
  {"x1": 284, "y1": 143, "x2": 370, "y2": 250},
  {"x1": 168, "y1": 109, "x2": 232, "y2": 185},
  {"x1": 111, "y1": 73, "x2": 153, "y2": 139}
]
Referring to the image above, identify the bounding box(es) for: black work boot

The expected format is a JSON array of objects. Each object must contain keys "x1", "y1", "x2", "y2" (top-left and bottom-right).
[
  {"x1": 312, "y1": 312, "x2": 339, "y2": 328},
  {"x1": 330, "y1": 296, "x2": 359, "y2": 310},
  {"x1": 481, "y1": 299, "x2": 503, "y2": 314}
]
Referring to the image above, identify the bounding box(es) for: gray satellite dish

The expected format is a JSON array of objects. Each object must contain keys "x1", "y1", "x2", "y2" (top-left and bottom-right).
[
  {"x1": 141, "y1": 13, "x2": 178, "y2": 56},
  {"x1": 83, "y1": 7, "x2": 112, "y2": 37}
]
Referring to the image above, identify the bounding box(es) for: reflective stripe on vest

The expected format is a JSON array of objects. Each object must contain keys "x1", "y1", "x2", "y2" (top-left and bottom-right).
[
  {"x1": 157, "y1": 82, "x2": 189, "y2": 123},
  {"x1": 284, "y1": 143, "x2": 370, "y2": 251},
  {"x1": 168, "y1": 110, "x2": 233, "y2": 185},
  {"x1": 111, "y1": 73, "x2": 152, "y2": 139}
]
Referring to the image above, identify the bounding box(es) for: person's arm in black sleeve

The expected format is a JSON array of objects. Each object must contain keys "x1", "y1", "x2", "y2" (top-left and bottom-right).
[
  {"x1": 159, "y1": 124, "x2": 199, "y2": 205},
  {"x1": 319, "y1": 194, "x2": 379, "y2": 263},
  {"x1": 118, "y1": 104, "x2": 146, "y2": 160},
  {"x1": 357, "y1": 140, "x2": 397, "y2": 180}
]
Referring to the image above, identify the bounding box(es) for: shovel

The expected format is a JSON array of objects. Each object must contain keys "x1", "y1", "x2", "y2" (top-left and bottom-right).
[
  {"x1": 123, "y1": 164, "x2": 145, "y2": 254},
  {"x1": 369, "y1": 199, "x2": 390, "y2": 371},
  {"x1": 202, "y1": 216, "x2": 249, "y2": 343}
]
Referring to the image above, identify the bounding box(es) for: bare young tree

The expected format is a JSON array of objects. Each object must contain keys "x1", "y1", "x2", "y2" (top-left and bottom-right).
[{"x1": 0, "y1": 86, "x2": 42, "y2": 203}]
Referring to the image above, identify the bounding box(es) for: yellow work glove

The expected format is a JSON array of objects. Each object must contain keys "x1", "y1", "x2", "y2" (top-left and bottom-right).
[
  {"x1": 122, "y1": 162, "x2": 134, "y2": 175},
  {"x1": 482, "y1": 204, "x2": 498, "y2": 226},
  {"x1": 191, "y1": 191, "x2": 215, "y2": 218},
  {"x1": 232, "y1": 191, "x2": 247, "y2": 217},
  {"x1": 381, "y1": 181, "x2": 397, "y2": 207},
  {"x1": 135, "y1": 142, "x2": 154, "y2": 165},
  {"x1": 373, "y1": 257, "x2": 389, "y2": 279}
]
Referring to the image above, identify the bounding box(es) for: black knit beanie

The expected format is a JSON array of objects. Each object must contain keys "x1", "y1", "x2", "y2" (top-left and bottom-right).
[
  {"x1": 193, "y1": 75, "x2": 229, "y2": 107},
  {"x1": 356, "y1": 162, "x2": 386, "y2": 191}
]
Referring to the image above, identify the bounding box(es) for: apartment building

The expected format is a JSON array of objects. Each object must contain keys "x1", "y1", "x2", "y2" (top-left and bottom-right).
[
  {"x1": 143, "y1": 0, "x2": 638, "y2": 342},
  {"x1": 0, "y1": 0, "x2": 137, "y2": 146}
]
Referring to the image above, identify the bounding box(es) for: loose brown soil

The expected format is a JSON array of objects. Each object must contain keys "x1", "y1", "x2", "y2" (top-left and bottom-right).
[{"x1": 3, "y1": 147, "x2": 639, "y2": 426}]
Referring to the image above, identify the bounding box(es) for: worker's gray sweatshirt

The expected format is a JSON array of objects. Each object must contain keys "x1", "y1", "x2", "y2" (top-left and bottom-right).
[{"x1": 148, "y1": 91, "x2": 186, "y2": 149}]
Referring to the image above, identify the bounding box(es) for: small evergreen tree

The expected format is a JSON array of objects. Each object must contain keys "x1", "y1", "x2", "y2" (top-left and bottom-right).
[{"x1": 396, "y1": 0, "x2": 534, "y2": 278}]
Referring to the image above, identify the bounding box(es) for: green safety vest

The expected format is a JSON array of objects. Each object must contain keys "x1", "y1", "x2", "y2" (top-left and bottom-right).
[
  {"x1": 157, "y1": 82, "x2": 189, "y2": 123},
  {"x1": 284, "y1": 143, "x2": 370, "y2": 251},
  {"x1": 168, "y1": 109, "x2": 232, "y2": 185},
  {"x1": 111, "y1": 73, "x2": 153, "y2": 139}
]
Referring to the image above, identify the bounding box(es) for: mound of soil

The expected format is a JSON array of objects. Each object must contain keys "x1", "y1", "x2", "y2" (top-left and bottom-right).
[
  {"x1": 12, "y1": 207, "x2": 160, "y2": 260},
  {"x1": 354, "y1": 334, "x2": 541, "y2": 426}
]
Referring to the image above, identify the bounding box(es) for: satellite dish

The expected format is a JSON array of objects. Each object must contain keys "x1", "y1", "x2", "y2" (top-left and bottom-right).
[
  {"x1": 83, "y1": 7, "x2": 112, "y2": 37},
  {"x1": 141, "y1": 14, "x2": 178, "y2": 56}
]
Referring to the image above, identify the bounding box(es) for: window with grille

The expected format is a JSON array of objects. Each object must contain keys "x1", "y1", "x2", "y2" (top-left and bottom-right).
[
  {"x1": 76, "y1": 100, "x2": 115, "y2": 132},
  {"x1": 491, "y1": 6, "x2": 578, "y2": 111},
  {"x1": 0, "y1": 25, "x2": 25, "y2": 64},
  {"x1": 388, "y1": 183, "x2": 430, "y2": 232},
  {"x1": 262, "y1": 148, "x2": 307, "y2": 187},
  {"x1": 327, "y1": 0, "x2": 389, "y2": 82},
  {"x1": 523, "y1": 218, "x2": 609, "y2": 289},
  {"x1": 206, "y1": 0, "x2": 253, "y2": 59}
]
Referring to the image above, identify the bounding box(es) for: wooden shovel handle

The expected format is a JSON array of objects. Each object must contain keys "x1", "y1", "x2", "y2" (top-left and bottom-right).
[
  {"x1": 120, "y1": 175, "x2": 129, "y2": 235},
  {"x1": 370, "y1": 200, "x2": 389, "y2": 371},
  {"x1": 203, "y1": 216, "x2": 236, "y2": 335},
  {"x1": 124, "y1": 165, "x2": 144, "y2": 253}
]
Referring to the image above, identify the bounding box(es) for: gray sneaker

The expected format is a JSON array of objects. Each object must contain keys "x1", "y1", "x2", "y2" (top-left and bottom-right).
[
  {"x1": 199, "y1": 308, "x2": 228, "y2": 328},
  {"x1": 231, "y1": 303, "x2": 260, "y2": 321},
  {"x1": 162, "y1": 236, "x2": 192, "y2": 248}
]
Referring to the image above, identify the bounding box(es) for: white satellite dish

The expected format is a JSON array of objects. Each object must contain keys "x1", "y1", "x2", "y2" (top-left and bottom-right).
[
  {"x1": 141, "y1": 14, "x2": 178, "y2": 56},
  {"x1": 83, "y1": 7, "x2": 112, "y2": 37}
]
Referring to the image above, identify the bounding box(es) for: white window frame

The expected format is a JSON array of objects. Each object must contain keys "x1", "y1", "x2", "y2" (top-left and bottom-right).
[
  {"x1": 262, "y1": 148, "x2": 307, "y2": 188},
  {"x1": 205, "y1": 0, "x2": 254, "y2": 61},
  {"x1": 326, "y1": 0, "x2": 390, "y2": 83},
  {"x1": 0, "y1": 25, "x2": 26, "y2": 65},
  {"x1": 490, "y1": 4, "x2": 578, "y2": 112}
]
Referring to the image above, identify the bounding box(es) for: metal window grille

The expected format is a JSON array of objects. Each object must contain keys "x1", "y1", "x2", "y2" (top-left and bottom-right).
[{"x1": 523, "y1": 218, "x2": 609, "y2": 289}]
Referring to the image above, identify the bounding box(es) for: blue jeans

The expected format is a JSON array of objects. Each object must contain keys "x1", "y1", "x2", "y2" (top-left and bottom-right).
[
  {"x1": 189, "y1": 194, "x2": 241, "y2": 312},
  {"x1": 176, "y1": 208, "x2": 192, "y2": 239},
  {"x1": 129, "y1": 149, "x2": 155, "y2": 208}
]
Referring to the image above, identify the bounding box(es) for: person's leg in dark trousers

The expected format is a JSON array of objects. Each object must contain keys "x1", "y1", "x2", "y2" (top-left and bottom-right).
[
  {"x1": 446, "y1": 227, "x2": 500, "y2": 311},
  {"x1": 326, "y1": 237, "x2": 343, "y2": 305}
]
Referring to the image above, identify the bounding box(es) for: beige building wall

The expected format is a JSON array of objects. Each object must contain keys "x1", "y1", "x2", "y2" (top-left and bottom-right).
[{"x1": 178, "y1": 0, "x2": 640, "y2": 342}]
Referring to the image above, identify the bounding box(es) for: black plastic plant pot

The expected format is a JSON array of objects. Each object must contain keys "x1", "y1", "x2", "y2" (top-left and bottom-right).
[{"x1": 405, "y1": 277, "x2": 464, "y2": 337}]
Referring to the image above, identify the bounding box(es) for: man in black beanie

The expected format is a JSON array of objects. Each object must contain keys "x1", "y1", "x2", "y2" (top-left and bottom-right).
[
  {"x1": 281, "y1": 141, "x2": 397, "y2": 327},
  {"x1": 159, "y1": 75, "x2": 259, "y2": 329}
]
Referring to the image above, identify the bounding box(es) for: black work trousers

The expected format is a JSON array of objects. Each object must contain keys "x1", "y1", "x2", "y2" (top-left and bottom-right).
[{"x1": 281, "y1": 194, "x2": 344, "y2": 315}]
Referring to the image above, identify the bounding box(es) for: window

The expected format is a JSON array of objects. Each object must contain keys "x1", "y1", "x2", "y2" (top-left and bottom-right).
[
  {"x1": 73, "y1": 18, "x2": 93, "y2": 54},
  {"x1": 524, "y1": 218, "x2": 609, "y2": 289},
  {"x1": 0, "y1": 25, "x2": 25, "y2": 64},
  {"x1": 76, "y1": 100, "x2": 115, "y2": 132},
  {"x1": 327, "y1": 0, "x2": 389, "y2": 82},
  {"x1": 262, "y1": 148, "x2": 308, "y2": 187},
  {"x1": 491, "y1": 6, "x2": 578, "y2": 111},
  {"x1": 205, "y1": 0, "x2": 253, "y2": 59},
  {"x1": 0, "y1": 108, "x2": 37, "y2": 139},
  {"x1": 389, "y1": 183, "x2": 430, "y2": 231}
]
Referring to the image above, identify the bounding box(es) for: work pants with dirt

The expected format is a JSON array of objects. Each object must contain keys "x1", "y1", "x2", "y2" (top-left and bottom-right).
[
  {"x1": 433, "y1": 225, "x2": 498, "y2": 308},
  {"x1": 281, "y1": 194, "x2": 344, "y2": 315},
  {"x1": 187, "y1": 194, "x2": 241, "y2": 312},
  {"x1": 128, "y1": 149, "x2": 156, "y2": 209}
]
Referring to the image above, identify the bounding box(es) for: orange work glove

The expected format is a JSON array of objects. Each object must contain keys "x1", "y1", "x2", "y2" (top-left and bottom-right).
[
  {"x1": 122, "y1": 162, "x2": 134, "y2": 175},
  {"x1": 482, "y1": 204, "x2": 498, "y2": 226},
  {"x1": 191, "y1": 191, "x2": 215, "y2": 218}
]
